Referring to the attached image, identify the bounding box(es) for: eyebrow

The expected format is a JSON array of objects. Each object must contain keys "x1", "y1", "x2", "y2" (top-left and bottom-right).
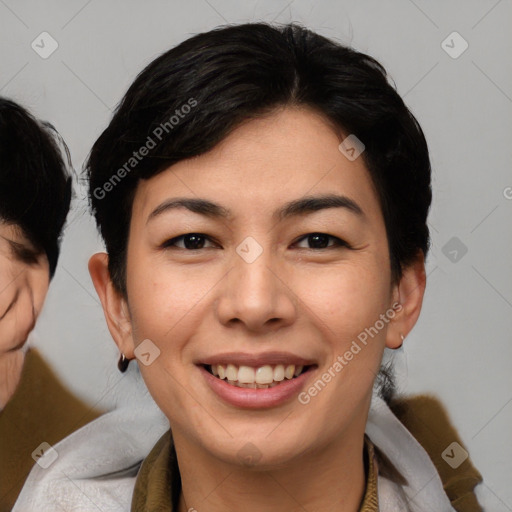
[
  {"x1": 146, "y1": 193, "x2": 365, "y2": 225},
  {"x1": 0, "y1": 234, "x2": 40, "y2": 263}
]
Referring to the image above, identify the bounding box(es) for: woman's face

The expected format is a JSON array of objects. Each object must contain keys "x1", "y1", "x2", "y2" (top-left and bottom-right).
[
  {"x1": 116, "y1": 107, "x2": 408, "y2": 465},
  {"x1": 0, "y1": 222, "x2": 50, "y2": 408}
]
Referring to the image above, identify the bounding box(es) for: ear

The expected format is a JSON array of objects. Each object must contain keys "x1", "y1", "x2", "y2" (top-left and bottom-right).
[
  {"x1": 88, "y1": 252, "x2": 135, "y2": 359},
  {"x1": 385, "y1": 251, "x2": 426, "y2": 349}
]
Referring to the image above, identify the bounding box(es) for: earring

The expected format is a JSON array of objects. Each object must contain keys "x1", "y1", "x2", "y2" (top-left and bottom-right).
[{"x1": 118, "y1": 353, "x2": 130, "y2": 373}]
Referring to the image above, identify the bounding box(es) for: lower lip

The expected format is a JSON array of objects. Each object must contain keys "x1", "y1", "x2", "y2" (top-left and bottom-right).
[{"x1": 200, "y1": 366, "x2": 314, "y2": 409}]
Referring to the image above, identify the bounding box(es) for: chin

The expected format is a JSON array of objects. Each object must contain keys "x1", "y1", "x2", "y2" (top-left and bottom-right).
[{"x1": 194, "y1": 421, "x2": 316, "y2": 470}]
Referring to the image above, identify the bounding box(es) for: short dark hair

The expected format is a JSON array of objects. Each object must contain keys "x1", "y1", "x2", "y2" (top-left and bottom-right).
[
  {"x1": 87, "y1": 22, "x2": 432, "y2": 297},
  {"x1": 0, "y1": 97, "x2": 73, "y2": 278}
]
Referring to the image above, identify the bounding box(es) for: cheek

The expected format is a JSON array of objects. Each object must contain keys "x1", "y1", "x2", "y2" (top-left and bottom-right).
[
  {"x1": 126, "y1": 257, "x2": 215, "y2": 350},
  {"x1": 293, "y1": 260, "x2": 391, "y2": 407},
  {"x1": 294, "y1": 259, "x2": 391, "y2": 345},
  {"x1": 128, "y1": 267, "x2": 216, "y2": 425}
]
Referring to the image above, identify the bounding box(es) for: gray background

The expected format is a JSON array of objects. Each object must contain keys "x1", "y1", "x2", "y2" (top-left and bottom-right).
[{"x1": 1, "y1": 0, "x2": 511, "y2": 509}]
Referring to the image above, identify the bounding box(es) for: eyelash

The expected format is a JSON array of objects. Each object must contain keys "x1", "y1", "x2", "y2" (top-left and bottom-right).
[
  {"x1": 161, "y1": 232, "x2": 351, "y2": 251},
  {"x1": 13, "y1": 245, "x2": 40, "y2": 265}
]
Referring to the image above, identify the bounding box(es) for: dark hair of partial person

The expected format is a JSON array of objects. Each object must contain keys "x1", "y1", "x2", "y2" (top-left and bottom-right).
[
  {"x1": 86, "y1": 22, "x2": 433, "y2": 403},
  {"x1": 0, "y1": 97, "x2": 73, "y2": 279}
]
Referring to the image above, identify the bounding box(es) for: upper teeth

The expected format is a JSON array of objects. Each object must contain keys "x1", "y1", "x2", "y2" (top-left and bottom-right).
[{"x1": 211, "y1": 364, "x2": 303, "y2": 384}]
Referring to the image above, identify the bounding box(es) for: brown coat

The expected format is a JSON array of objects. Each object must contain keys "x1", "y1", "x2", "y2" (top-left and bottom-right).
[
  {"x1": 389, "y1": 394, "x2": 483, "y2": 511},
  {"x1": 0, "y1": 349, "x2": 102, "y2": 511}
]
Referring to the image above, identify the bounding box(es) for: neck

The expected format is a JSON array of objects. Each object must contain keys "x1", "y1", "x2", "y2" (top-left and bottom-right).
[{"x1": 174, "y1": 423, "x2": 367, "y2": 512}]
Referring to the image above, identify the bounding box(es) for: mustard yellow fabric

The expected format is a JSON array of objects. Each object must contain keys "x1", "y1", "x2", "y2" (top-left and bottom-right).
[
  {"x1": 0, "y1": 349, "x2": 102, "y2": 510},
  {"x1": 131, "y1": 394, "x2": 484, "y2": 511}
]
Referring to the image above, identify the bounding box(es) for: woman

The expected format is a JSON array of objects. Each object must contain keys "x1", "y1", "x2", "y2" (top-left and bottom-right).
[
  {"x1": 0, "y1": 97, "x2": 101, "y2": 509},
  {"x1": 15, "y1": 22, "x2": 483, "y2": 511}
]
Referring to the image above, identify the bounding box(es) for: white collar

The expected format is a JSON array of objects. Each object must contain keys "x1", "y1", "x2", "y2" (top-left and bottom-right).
[{"x1": 366, "y1": 391, "x2": 456, "y2": 511}]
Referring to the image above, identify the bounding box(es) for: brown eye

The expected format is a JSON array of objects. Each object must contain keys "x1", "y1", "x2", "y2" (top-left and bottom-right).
[
  {"x1": 162, "y1": 233, "x2": 217, "y2": 250},
  {"x1": 294, "y1": 233, "x2": 349, "y2": 250}
]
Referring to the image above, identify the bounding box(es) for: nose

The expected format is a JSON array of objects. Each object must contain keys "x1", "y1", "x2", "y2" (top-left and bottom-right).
[
  {"x1": 13, "y1": 287, "x2": 37, "y2": 348},
  {"x1": 215, "y1": 243, "x2": 297, "y2": 334}
]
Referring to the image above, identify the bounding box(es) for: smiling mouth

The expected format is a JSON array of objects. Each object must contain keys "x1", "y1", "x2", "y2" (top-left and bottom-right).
[{"x1": 204, "y1": 363, "x2": 313, "y2": 389}]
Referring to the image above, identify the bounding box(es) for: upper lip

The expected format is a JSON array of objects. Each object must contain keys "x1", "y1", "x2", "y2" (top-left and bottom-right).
[{"x1": 198, "y1": 351, "x2": 316, "y2": 367}]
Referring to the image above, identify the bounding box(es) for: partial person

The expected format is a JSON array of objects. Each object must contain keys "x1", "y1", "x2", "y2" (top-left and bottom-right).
[{"x1": 0, "y1": 97, "x2": 101, "y2": 510}]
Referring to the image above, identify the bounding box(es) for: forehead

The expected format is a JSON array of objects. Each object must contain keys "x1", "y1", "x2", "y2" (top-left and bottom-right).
[{"x1": 133, "y1": 107, "x2": 382, "y2": 225}]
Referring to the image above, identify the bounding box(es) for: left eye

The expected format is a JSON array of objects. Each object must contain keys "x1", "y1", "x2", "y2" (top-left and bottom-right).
[
  {"x1": 12, "y1": 244, "x2": 41, "y2": 265},
  {"x1": 294, "y1": 233, "x2": 348, "y2": 250}
]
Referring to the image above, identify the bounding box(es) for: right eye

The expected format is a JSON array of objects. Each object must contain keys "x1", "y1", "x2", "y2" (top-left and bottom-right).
[{"x1": 161, "y1": 233, "x2": 218, "y2": 251}]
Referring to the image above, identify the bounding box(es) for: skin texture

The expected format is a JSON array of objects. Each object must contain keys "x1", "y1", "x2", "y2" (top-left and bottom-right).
[
  {"x1": 0, "y1": 222, "x2": 49, "y2": 408},
  {"x1": 90, "y1": 106, "x2": 426, "y2": 511}
]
